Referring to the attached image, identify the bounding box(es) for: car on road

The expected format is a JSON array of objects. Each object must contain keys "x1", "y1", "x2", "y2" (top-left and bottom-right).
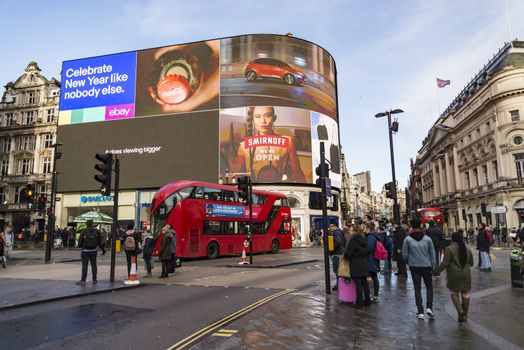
[{"x1": 244, "y1": 58, "x2": 307, "y2": 86}]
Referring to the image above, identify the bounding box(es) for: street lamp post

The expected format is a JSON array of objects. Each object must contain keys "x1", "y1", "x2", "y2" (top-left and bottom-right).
[
  {"x1": 45, "y1": 142, "x2": 62, "y2": 263},
  {"x1": 375, "y1": 109, "x2": 403, "y2": 225}
]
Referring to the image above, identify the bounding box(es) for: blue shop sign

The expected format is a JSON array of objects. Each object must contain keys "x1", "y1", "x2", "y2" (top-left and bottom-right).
[{"x1": 81, "y1": 195, "x2": 114, "y2": 204}]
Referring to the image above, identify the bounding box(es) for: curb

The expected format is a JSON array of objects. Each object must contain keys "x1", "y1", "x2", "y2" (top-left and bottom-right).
[
  {"x1": 225, "y1": 259, "x2": 319, "y2": 268},
  {"x1": 0, "y1": 282, "x2": 147, "y2": 312}
]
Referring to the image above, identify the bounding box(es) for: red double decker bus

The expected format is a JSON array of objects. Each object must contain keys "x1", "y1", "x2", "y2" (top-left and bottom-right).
[
  {"x1": 150, "y1": 180, "x2": 292, "y2": 259},
  {"x1": 417, "y1": 207, "x2": 444, "y2": 226}
]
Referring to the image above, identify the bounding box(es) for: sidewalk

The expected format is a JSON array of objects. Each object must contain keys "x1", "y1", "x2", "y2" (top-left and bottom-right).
[{"x1": 195, "y1": 249, "x2": 524, "y2": 350}]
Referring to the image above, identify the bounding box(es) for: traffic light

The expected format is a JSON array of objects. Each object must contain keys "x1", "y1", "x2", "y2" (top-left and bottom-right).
[
  {"x1": 22, "y1": 184, "x2": 35, "y2": 204},
  {"x1": 94, "y1": 153, "x2": 113, "y2": 196},
  {"x1": 385, "y1": 182, "x2": 394, "y2": 199},
  {"x1": 37, "y1": 195, "x2": 46, "y2": 212},
  {"x1": 237, "y1": 176, "x2": 250, "y2": 203}
]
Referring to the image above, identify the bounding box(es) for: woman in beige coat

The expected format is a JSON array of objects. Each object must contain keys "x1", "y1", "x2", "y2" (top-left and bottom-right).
[{"x1": 436, "y1": 230, "x2": 474, "y2": 322}]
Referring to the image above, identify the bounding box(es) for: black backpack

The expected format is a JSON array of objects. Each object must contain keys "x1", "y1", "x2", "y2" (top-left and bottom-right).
[{"x1": 84, "y1": 228, "x2": 98, "y2": 249}]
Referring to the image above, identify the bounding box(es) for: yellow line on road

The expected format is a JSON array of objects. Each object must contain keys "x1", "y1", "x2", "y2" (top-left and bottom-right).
[
  {"x1": 211, "y1": 333, "x2": 233, "y2": 337},
  {"x1": 218, "y1": 329, "x2": 238, "y2": 333},
  {"x1": 166, "y1": 289, "x2": 294, "y2": 350}
]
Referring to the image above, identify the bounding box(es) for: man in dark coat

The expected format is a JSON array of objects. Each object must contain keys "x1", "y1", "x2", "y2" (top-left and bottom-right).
[
  {"x1": 426, "y1": 220, "x2": 444, "y2": 266},
  {"x1": 393, "y1": 222, "x2": 408, "y2": 277},
  {"x1": 344, "y1": 229, "x2": 370, "y2": 308},
  {"x1": 76, "y1": 220, "x2": 102, "y2": 285}
]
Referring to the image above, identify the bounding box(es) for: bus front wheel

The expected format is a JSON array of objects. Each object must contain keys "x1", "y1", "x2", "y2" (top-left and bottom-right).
[
  {"x1": 207, "y1": 242, "x2": 219, "y2": 259},
  {"x1": 271, "y1": 239, "x2": 280, "y2": 254}
]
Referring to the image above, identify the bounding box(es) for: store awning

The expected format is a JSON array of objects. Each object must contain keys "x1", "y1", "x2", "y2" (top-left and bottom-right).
[{"x1": 73, "y1": 210, "x2": 113, "y2": 224}]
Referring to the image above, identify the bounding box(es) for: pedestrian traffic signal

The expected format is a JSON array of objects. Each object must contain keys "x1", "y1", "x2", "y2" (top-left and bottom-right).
[
  {"x1": 385, "y1": 182, "x2": 394, "y2": 199},
  {"x1": 37, "y1": 195, "x2": 46, "y2": 211},
  {"x1": 237, "y1": 176, "x2": 250, "y2": 203},
  {"x1": 94, "y1": 153, "x2": 113, "y2": 196}
]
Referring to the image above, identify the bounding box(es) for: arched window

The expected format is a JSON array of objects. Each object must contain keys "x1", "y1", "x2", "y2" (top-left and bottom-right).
[{"x1": 287, "y1": 196, "x2": 301, "y2": 208}]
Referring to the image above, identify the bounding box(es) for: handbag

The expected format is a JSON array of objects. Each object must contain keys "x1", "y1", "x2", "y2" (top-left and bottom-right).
[{"x1": 337, "y1": 256, "x2": 351, "y2": 279}]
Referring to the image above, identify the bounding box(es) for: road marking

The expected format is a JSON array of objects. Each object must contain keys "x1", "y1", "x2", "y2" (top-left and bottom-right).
[
  {"x1": 166, "y1": 289, "x2": 294, "y2": 350},
  {"x1": 490, "y1": 253, "x2": 497, "y2": 260},
  {"x1": 289, "y1": 292, "x2": 309, "y2": 296}
]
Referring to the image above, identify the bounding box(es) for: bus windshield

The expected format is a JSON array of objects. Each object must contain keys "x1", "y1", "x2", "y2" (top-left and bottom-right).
[{"x1": 151, "y1": 186, "x2": 193, "y2": 234}]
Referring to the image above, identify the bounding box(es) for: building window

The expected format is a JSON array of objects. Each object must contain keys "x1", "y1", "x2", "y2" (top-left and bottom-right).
[
  {"x1": 514, "y1": 136, "x2": 523, "y2": 145},
  {"x1": 4, "y1": 113, "x2": 14, "y2": 126},
  {"x1": 511, "y1": 110, "x2": 520, "y2": 122},
  {"x1": 42, "y1": 157, "x2": 51, "y2": 173},
  {"x1": 1, "y1": 160, "x2": 8, "y2": 176},
  {"x1": 18, "y1": 136, "x2": 35, "y2": 151},
  {"x1": 43, "y1": 134, "x2": 53, "y2": 148},
  {"x1": 515, "y1": 153, "x2": 524, "y2": 179},
  {"x1": 486, "y1": 121, "x2": 490, "y2": 131},
  {"x1": 482, "y1": 164, "x2": 488, "y2": 184},
  {"x1": 465, "y1": 172, "x2": 470, "y2": 189},
  {"x1": 39, "y1": 184, "x2": 47, "y2": 197},
  {"x1": 0, "y1": 187, "x2": 4, "y2": 204},
  {"x1": 493, "y1": 161, "x2": 498, "y2": 180},
  {"x1": 18, "y1": 159, "x2": 32, "y2": 175},
  {"x1": 28, "y1": 91, "x2": 36, "y2": 104},
  {"x1": 15, "y1": 186, "x2": 21, "y2": 203},
  {"x1": 2, "y1": 137, "x2": 11, "y2": 152},
  {"x1": 24, "y1": 111, "x2": 34, "y2": 124},
  {"x1": 46, "y1": 109, "x2": 55, "y2": 123}
]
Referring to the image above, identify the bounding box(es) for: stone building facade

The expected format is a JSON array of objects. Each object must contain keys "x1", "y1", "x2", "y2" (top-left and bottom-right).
[
  {"x1": 0, "y1": 62, "x2": 60, "y2": 235},
  {"x1": 413, "y1": 41, "x2": 524, "y2": 232}
]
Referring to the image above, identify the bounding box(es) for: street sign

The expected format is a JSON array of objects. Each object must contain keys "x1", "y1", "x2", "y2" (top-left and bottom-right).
[{"x1": 325, "y1": 178, "x2": 331, "y2": 197}]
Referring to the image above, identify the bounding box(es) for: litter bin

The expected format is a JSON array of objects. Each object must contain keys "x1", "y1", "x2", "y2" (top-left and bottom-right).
[{"x1": 510, "y1": 250, "x2": 523, "y2": 288}]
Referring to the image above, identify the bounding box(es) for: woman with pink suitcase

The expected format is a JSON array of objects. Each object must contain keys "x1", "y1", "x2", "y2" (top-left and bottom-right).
[{"x1": 342, "y1": 226, "x2": 370, "y2": 308}]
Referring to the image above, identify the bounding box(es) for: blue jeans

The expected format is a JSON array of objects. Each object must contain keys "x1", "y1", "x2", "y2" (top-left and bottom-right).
[{"x1": 332, "y1": 255, "x2": 340, "y2": 286}]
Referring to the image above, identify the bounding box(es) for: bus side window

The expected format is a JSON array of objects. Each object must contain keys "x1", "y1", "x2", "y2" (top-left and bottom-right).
[
  {"x1": 204, "y1": 187, "x2": 221, "y2": 201},
  {"x1": 222, "y1": 190, "x2": 235, "y2": 202}
]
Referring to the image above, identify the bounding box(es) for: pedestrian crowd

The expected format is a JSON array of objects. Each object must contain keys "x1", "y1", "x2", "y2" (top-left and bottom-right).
[
  {"x1": 74, "y1": 221, "x2": 178, "y2": 285},
  {"x1": 333, "y1": 215, "x2": 485, "y2": 323}
]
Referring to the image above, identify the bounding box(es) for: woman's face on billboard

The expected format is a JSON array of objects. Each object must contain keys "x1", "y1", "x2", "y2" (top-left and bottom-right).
[{"x1": 252, "y1": 106, "x2": 275, "y2": 135}]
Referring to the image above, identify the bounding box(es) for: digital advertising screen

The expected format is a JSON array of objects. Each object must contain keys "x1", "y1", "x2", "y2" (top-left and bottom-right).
[{"x1": 57, "y1": 34, "x2": 338, "y2": 192}]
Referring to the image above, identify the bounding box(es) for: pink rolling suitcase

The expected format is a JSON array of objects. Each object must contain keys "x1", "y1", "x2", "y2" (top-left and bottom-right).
[{"x1": 338, "y1": 277, "x2": 357, "y2": 304}]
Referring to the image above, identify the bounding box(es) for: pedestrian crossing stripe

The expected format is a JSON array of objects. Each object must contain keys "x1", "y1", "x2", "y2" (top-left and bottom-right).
[{"x1": 212, "y1": 329, "x2": 238, "y2": 337}]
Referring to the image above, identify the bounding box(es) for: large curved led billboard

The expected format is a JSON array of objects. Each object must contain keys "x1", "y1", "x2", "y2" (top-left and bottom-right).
[{"x1": 57, "y1": 34, "x2": 339, "y2": 192}]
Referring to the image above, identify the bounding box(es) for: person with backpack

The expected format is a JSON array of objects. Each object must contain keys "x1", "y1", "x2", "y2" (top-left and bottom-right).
[
  {"x1": 382, "y1": 228, "x2": 394, "y2": 274},
  {"x1": 435, "y1": 231, "x2": 474, "y2": 323},
  {"x1": 123, "y1": 223, "x2": 139, "y2": 278},
  {"x1": 402, "y1": 216, "x2": 436, "y2": 320},
  {"x1": 76, "y1": 220, "x2": 102, "y2": 285},
  {"x1": 329, "y1": 222, "x2": 344, "y2": 291},
  {"x1": 364, "y1": 222, "x2": 381, "y2": 302}
]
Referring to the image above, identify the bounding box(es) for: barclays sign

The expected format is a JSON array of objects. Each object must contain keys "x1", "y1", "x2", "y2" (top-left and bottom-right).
[{"x1": 80, "y1": 195, "x2": 115, "y2": 204}]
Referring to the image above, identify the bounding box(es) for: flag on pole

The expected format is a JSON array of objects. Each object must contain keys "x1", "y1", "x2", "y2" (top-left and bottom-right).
[{"x1": 437, "y1": 78, "x2": 451, "y2": 88}]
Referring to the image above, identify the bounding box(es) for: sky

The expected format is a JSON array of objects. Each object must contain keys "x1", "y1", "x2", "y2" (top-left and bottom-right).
[{"x1": 1, "y1": 0, "x2": 523, "y2": 191}]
